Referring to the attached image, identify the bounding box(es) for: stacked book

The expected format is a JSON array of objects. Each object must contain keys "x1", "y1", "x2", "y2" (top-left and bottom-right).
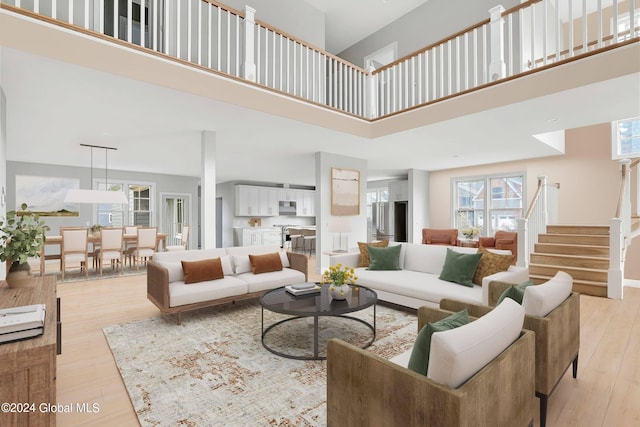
[
  {"x1": 0, "y1": 304, "x2": 46, "y2": 344},
  {"x1": 285, "y1": 282, "x2": 321, "y2": 296}
]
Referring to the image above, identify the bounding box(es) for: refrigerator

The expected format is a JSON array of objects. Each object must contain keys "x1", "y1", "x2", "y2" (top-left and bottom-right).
[{"x1": 369, "y1": 202, "x2": 391, "y2": 241}]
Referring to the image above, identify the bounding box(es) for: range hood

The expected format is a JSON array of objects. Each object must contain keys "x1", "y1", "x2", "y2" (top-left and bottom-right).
[{"x1": 278, "y1": 201, "x2": 297, "y2": 215}]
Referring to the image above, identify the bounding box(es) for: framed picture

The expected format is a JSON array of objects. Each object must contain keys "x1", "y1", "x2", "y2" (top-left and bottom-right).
[
  {"x1": 15, "y1": 175, "x2": 80, "y2": 216},
  {"x1": 331, "y1": 168, "x2": 360, "y2": 215}
]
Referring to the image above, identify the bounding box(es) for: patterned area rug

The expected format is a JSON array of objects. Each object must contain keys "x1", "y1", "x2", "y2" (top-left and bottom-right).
[{"x1": 103, "y1": 299, "x2": 417, "y2": 426}]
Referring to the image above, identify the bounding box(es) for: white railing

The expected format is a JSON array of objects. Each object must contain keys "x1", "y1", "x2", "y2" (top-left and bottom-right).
[
  {"x1": 517, "y1": 176, "x2": 553, "y2": 268},
  {"x1": 2, "y1": 0, "x2": 637, "y2": 119},
  {"x1": 370, "y1": 0, "x2": 638, "y2": 118},
  {"x1": 609, "y1": 158, "x2": 635, "y2": 299}
]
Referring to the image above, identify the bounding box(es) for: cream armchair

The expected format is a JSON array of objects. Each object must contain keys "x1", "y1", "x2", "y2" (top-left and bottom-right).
[
  {"x1": 326, "y1": 304, "x2": 535, "y2": 427},
  {"x1": 440, "y1": 279, "x2": 580, "y2": 427}
]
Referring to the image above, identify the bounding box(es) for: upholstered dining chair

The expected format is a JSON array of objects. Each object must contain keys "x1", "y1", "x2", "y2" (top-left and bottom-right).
[
  {"x1": 61, "y1": 228, "x2": 89, "y2": 280},
  {"x1": 96, "y1": 227, "x2": 124, "y2": 276},
  {"x1": 288, "y1": 228, "x2": 304, "y2": 252},
  {"x1": 166, "y1": 225, "x2": 189, "y2": 251},
  {"x1": 126, "y1": 227, "x2": 157, "y2": 270},
  {"x1": 421, "y1": 228, "x2": 459, "y2": 246}
]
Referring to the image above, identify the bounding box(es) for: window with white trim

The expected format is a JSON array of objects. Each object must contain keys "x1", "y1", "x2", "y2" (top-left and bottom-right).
[
  {"x1": 453, "y1": 174, "x2": 524, "y2": 236},
  {"x1": 612, "y1": 117, "x2": 640, "y2": 159},
  {"x1": 94, "y1": 180, "x2": 155, "y2": 227}
]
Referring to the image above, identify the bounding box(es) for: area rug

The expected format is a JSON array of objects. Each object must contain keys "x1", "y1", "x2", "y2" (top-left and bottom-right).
[
  {"x1": 103, "y1": 299, "x2": 417, "y2": 426},
  {"x1": 50, "y1": 265, "x2": 146, "y2": 283}
]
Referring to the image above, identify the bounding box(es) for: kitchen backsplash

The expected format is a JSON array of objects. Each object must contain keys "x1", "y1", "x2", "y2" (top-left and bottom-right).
[{"x1": 233, "y1": 215, "x2": 316, "y2": 228}]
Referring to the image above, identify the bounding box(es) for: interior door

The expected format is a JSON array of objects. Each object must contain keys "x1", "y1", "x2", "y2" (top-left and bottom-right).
[{"x1": 161, "y1": 193, "x2": 190, "y2": 247}]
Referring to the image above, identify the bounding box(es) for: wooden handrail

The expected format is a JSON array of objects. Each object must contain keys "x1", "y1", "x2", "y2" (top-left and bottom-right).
[
  {"x1": 524, "y1": 179, "x2": 545, "y2": 219},
  {"x1": 202, "y1": 0, "x2": 244, "y2": 18},
  {"x1": 631, "y1": 159, "x2": 640, "y2": 169},
  {"x1": 501, "y1": 0, "x2": 544, "y2": 18},
  {"x1": 615, "y1": 162, "x2": 630, "y2": 218}
]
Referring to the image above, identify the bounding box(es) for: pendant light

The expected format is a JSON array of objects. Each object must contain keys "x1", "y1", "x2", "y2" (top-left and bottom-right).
[{"x1": 64, "y1": 144, "x2": 129, "y2": 204}]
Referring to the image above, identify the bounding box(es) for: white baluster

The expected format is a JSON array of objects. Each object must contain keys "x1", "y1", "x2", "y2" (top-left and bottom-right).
[
  {"x1": 84, "y1": 0, "x2": 89, "y2": 29},
  {"x1": 68, "y1": 0, "x2": 73, "y2": 25},
  {"x1": 568, "y1": 0, "x2": 574, "y2": 56},
  {"x1": 543, "y1": 0, "x2": 548, "y2": 66},
  {"x1": 489, "y1": 5, "x2": 506, "y2": 81},
  {"x1": 207, "y1": 4, "x2": 212, "y2": 68},
  {"x1": 177, "y1": 0, "x2": 181, "y2": 58},
  {"x1": 235, "y1": 14, "x2": 240, "y2": 76},
  {"x1": 597, "y1": 0, "x2": 602, "y2": 49},
  {"x1": 256, "y1": 24, "x2": 261, "y2": 83},
  {"x1": 582, "y1": 0, "x2": 587, "y2": 53},
  {"x1": 164, "y1": 0, "x2": 169, "y2": 54},
  {"x1": 153, "y1": 0, "x2": 158, "y2": 51},
  {"x1": 127, "y1": 0, "x2": 132, "y2": 43}
]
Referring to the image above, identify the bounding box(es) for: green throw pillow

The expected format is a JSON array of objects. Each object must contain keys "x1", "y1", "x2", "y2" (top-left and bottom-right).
[
  {"x1": 497, "y1": 280, "x2": 535, "y2": 305},
  {"x1": 407, "y1": 309, "x2": 470, "y2": 376},
  {"x1": 438, "y1": 248, "x2": 483, "y2": 287},
  {"x1": 367, "y1": 245, "x2": 401, "y2": 271}
]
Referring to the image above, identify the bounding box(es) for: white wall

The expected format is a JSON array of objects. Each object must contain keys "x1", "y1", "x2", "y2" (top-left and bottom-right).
[
  {"x1": 338, "y1": 0, "x2": 519, "y2": 67},
  {"x1": 315, "y1": 151, "x2": 367, "y2": 274},
  {"x1": 408, "y1": 169, "x2": 430, "y2": 243}
]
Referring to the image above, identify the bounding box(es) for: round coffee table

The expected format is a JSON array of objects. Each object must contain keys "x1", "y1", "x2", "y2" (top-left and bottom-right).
[{"x1": 259, "y1": 284, "x2": 377, "y2": 360}]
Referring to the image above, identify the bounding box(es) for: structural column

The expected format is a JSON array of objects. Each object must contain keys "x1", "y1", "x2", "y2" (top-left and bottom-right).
[
  {"x1": 488, "y1": 5, "x2": 506, "y2": 81},
  {"x1": 201, "y1": 131, "x2": 217, "y2": 249}
]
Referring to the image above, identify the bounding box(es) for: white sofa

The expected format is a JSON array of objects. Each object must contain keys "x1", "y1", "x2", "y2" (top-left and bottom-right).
[
  {"x1": 329, "y1": 243, "x2": 528, "y2": 309},
  {"x1": 147, "y1": 245, "x2": 308, "y2": 324}
]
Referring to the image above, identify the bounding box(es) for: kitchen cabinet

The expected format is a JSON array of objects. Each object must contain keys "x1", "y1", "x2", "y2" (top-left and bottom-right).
[
  {"x1": 388, "y1": 181, "x2": 409, "y2": 202},
  {"x1": 235, "y1": 227, "x2": 282, "y2": 247},
  {"x1": 296, "y1": 190, "x2": 315, "y2": 217},
  {"x1": 235, "y1": 186, "x2": 278, "y2": 216},
  {"x1": 277, "y1": 189, "x2": 297, "y2": 201}
]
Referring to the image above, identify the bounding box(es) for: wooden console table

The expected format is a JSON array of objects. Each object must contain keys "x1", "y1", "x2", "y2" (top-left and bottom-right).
[{"x1": 0, "y1": 276, "x2": 59, "y2": 427}]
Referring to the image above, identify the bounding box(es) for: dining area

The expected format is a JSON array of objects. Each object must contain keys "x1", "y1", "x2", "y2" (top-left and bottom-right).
[{"x1": 32, "y1": 226, "x2": 169, "y2": 281}]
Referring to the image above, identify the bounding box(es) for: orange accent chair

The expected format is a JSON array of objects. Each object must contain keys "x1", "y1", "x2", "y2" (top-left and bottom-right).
[
  {"x1": 421, "y1": 228, "x2": 459, "y2": 246},
  {"x1": 479, "y1": 230, "x2": 517, "y2": 260}
]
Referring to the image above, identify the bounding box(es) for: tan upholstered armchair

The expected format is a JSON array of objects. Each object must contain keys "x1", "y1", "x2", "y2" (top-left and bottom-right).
[
  {"x1": 479, "y1": 230, "x2": 517, "y2": 260},
  {"x1": 326, "y1": 306, "x2": 535, "y2": 427},
  {"x1": 440, "y1": 281, "x2": 580, "y2": 427},
  {"x1": 421, "y1": 228, "x2": 459, "y2": 246}
]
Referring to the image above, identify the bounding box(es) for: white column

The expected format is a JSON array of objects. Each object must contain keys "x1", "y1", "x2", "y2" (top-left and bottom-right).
[
  {"x1": 365, "y1": 65, "x2": 378, "y2": 119},
  {"x1": 201, "y1": 131, "x2": 217, "y2": 249},
  {"x1": 243, "y1": 6, "x2": 257, "y2": 82},
  {"x1": 516, "y1": 217, "x2": 528, "y2": 268},
  {"x1": 488, "y1": 5, "x2": 506, "y2": 81}
]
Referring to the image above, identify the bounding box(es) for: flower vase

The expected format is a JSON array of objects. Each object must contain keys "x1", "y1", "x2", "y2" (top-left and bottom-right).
[
  {"x1": 329, "y1": 284, "x2": 351, "y2": 300},
  {"x1": 6, "y1": 261, "x2": 34, "y2": 288}
]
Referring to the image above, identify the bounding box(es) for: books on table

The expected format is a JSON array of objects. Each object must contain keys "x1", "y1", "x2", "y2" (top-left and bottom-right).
[
  {"x1": 0, "y1": 304, "x2": 46, "y2": 344},
  {"x1": 285, "y1": 282, "x2": 321, "y2": 296}
]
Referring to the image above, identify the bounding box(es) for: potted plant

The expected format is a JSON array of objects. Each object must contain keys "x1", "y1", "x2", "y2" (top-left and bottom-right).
[{"x1": 0, "y1": 203, "x2": 50, "y2": 288}]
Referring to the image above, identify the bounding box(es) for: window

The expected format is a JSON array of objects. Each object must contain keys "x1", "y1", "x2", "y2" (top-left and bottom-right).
[
  {"x1": 612, "y1": 117, "x2": 640, "y2": 159},
  {"x1": 453, "y1": 174, "x2": 524, "y2": 235},
  {"x1": 129, "y1": 184, "x2": 152, "y2": 226},
  {"x1": 615, "y1": 10, "x2": 640, "y2": 41},
  {"x1": 94, "y1": 180, "x2": 155, "y2": 227}
]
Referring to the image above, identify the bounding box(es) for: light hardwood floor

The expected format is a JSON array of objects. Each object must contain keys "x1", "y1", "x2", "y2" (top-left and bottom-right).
[{"x1": 53, "y1": 260, "x2": 640, "y2": 426}]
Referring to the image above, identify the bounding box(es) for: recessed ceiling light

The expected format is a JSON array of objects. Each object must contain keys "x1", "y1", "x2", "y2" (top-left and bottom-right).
[{"x1": 547, "y1": 118, "x2": 559, "y2": 123}]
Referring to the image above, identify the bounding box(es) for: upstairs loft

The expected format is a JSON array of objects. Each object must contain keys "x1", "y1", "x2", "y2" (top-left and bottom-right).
[{"x1": 1, "y1": 0, "x2": 639, "y2": 141}]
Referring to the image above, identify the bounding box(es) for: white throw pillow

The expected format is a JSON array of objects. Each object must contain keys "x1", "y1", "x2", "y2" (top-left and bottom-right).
[
  {"x1": 522, "y1": 271, "x2": 573, "y2": 317},
  {"x1": 279, "y1": 251, "x2": 291, "y2": 268},
  {"x1": 233, "y1": 255, "x2": 252, "y2": 274},
  {"x1": 427, "y1": 298, "x2": 525, "y2": 388},
  {"x1": 157, "y1": 261, "x2": 184, "y2": 283},
  {"x1": 220, "y1": 255, "x2": 234, "y2": 276}
]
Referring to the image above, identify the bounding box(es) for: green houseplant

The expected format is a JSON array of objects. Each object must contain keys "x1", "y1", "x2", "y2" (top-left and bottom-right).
[{"x1": 0, "y1": 203, "x2": 50, "y2": 287}]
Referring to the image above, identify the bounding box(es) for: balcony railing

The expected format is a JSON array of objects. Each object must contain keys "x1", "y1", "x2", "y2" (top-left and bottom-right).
[{"x1": 1, "y1": 0, "x2": 638, "y2": 120}]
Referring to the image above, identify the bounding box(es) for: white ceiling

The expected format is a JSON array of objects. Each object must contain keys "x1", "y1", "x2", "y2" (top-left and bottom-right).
[
  {"x1": 303, "y1": 0, "x2": 430, "y2": 53},
  {"x1": 1, "y1": 44, "x2": 638, "y2": 186}
]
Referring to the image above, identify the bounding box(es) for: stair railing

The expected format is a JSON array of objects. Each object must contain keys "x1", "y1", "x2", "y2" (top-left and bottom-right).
[
  {"x1": 609, "y1": 159, "x2": 633, "y2": 299},
  {"x1": 517, "y1": 176, "x2": 546, "y2": 268}
]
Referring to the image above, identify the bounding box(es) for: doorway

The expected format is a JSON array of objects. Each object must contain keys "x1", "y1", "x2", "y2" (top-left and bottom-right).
[{"x1": 161, "y1": 193, "x2": 191, "y2": 247}]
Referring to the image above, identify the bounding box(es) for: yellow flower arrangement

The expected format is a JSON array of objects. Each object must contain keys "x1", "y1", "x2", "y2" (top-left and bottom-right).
[{"x1": 323, "y1": 263, "x2": 358, "y2": 287}]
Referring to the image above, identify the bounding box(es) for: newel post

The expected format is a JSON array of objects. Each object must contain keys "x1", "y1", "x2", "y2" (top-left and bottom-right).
[
  {"x1": 365, "y1": 65, "x2": 378, "y2": 119},
  {"x1": 517, "y1": 217, "x2": 529, "y2": 268},
  {"x1": 608, "y1": 218, "x2": 624, "y2": 300},
  {"x1": 488, "y1": 5, "x2": 506, "y2": 81},
  {"x1": 243, "y1": 6, "x2": 257, "y2": 82}
]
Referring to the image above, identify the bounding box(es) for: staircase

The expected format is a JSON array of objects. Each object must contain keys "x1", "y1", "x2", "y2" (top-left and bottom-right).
[{"x1": 529, "y1": 225, "x2": 610, "y2": 297}]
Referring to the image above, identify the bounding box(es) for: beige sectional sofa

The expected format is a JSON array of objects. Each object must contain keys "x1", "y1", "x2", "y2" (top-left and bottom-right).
[
  {"x1": 329, "y1": 242, "x2": 528, "y2": 308},
  {"x1": 147, "y1": 245, "x2": 308, "y2": 324}
]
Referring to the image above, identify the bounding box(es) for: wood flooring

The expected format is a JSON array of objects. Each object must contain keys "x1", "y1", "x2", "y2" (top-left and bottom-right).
[{"x1": 53, "y1": 258, "x2": 640, "y2": 426}]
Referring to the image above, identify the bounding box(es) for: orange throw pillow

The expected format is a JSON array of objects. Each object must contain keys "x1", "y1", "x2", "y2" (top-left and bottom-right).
[
  {"x1": 357, "y1": 240, "x2": 389, "y2": 267},
  {"x1": 181, "y1": 258, "x2": 224, "y2": 284},
  {"x1": 249, "y1": 252, "x2": 283, "y2": 274}
]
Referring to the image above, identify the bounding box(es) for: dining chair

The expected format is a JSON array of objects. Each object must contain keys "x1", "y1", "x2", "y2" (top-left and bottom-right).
[
  {"x1": 289, "y1": 228, "x2": 304, "y2": 252},
  {"x1": 127, "y1": 227, "x2": 157, "y2": 270},
  {"x1": 96, "y1": 227, "x2": 124, "y2": 276},
  {"x1": 61, "y1": 228, "x2": 89, "y2": 280},
  {"x1": 166, "y1": 225, "x2": 189, "y2": 251}
]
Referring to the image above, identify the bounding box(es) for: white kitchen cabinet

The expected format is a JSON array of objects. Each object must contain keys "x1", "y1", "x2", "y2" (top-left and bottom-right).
[
  {"x1": 236, "y1": 227, "x2": 282, "y2": 247},
  {"x1": 277, "y1": 189, "x2": 297, "y2": 201},
  {"x1": 261, "y1": 228, "x2": 282, "y2": 246},
  {"x1": 296, "y1": 190, "x2": 315, "y2": 217},
  {"x1": 388, "y1": 181, "x2": 409, "y2": 202},
  {"x1": 235, "y1": 185, "x2": 278, "y2": 216}
]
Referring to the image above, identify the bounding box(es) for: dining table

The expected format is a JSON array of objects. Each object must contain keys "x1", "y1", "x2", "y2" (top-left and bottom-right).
[{"x1": 40, "y1": 232, "x2": 167, "y2": 274}]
